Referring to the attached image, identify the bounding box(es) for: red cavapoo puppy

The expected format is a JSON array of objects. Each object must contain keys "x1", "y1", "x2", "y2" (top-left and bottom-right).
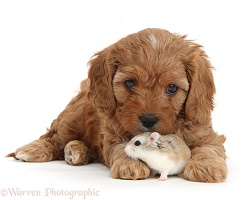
[{"x1": 8, "y1": 28, "x2": 227, "y2": 182}]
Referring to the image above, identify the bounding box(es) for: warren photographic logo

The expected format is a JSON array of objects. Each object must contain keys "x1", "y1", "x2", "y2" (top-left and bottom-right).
[{"x1": 1, "y1": 187, "x2": 100, "y2": 199}]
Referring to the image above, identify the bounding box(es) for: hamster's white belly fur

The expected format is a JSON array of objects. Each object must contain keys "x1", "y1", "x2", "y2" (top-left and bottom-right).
[{"x1": 140, "y1": 151, "x2": 186, "y2": 175}]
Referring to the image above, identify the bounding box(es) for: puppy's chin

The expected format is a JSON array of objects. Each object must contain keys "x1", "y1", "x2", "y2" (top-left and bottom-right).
[
  {"x1": 129, "y1": 126, "x2": 170, "y2": 137},
  {"x1": 139, "y1": 126, "x2": 156, "y2": 134},
  {"x1": 123, "y1": 124, "x2": 152, "y2": 136}
]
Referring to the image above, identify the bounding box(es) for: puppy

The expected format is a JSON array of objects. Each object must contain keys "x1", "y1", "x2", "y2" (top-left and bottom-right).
[{"x1": 7, "y1": 28, "x2": 227, "y2": 182}]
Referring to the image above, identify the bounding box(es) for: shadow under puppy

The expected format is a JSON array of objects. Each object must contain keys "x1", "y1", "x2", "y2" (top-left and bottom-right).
[{"x1": 7, "y1": 28, "x2": 227, "y2": 183}]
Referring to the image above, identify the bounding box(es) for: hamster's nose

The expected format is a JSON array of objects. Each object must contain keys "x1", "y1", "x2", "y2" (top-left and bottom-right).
[{"x1": 139, "y1": 114, "x2": 158, "y2": 128}]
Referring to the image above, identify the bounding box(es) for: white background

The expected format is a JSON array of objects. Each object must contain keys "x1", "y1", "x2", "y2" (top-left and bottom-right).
[{"x1": 0, "y1": 0, "x2": 247, "y2": 199}]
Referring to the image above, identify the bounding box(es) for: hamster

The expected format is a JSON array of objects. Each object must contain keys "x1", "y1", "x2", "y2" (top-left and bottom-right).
[{"x1": 124, "y1": 132, "x2": 191, "y2": 181}]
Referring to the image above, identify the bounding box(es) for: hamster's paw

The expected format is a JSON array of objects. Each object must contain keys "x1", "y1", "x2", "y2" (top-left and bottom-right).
[
  {"x1": 158, "y1": 172, "x2": 168, "y2": 181},
  {"x1": 158, "y1": 176, "x2": 167, "y2": 181},
  {"x1": 64, "y1": 140, "x2": 89, "y2": 166},
  {"x1": 110, "y1": 158, "x2": 150, "y2": 180},
  {"x1": 13, "y1": 139, "x2": 54, "y2": 162}
]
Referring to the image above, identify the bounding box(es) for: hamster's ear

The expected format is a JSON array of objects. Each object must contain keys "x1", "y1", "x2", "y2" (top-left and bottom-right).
[{"x1": 149, "y1": 132, "x2": 160, "y2": 143}]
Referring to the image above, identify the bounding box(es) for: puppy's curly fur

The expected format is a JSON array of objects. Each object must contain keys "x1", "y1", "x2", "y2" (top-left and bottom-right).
[{"x1": 8, "y1": 28, "x2": 227, "y2": 182}]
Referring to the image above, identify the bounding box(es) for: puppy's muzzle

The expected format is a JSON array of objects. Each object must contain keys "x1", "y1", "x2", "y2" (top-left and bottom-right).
[{"x1": 139, "y1": 114, "x2": 158, "y2": 128}]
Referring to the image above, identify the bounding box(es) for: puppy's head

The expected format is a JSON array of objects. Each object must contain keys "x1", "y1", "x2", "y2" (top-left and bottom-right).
[{"x1": 88, "y1": 28, "x2": 215, "y2": 135}]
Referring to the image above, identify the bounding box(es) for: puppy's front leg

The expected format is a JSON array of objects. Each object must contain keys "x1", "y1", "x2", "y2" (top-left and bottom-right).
[
  {"x1": 181, "y1": 144, "x2": 228, "y2": 183},
  {"x1": 103, "y1": 137, "x2": 150, "y2": 180},
  {"x1": 7, "y1": 91, "x2": 89, "y2": 162},
  {"x1": 180, "y1": 131, "x2": 228, "y2": 183}
]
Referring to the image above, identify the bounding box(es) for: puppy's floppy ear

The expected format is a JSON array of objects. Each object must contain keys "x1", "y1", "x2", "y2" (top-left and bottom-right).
[
  {"x1": 87, "y1": 47, "x2": 117, "y2": 111},
  {"x1": 184, "y1": 41, "x2": 216, "y2": 125}
]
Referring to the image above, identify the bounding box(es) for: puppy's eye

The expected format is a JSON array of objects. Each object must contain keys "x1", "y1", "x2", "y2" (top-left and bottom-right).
[
  {"x1": 134, "y1": 140, "x2": 141, "y2": 146},
  {"x1": 124, "y1": 80, "x2": 135, "y2": 89},
  {"x1": 166, "y1": 84, "x2": 178, "y2": 95}
]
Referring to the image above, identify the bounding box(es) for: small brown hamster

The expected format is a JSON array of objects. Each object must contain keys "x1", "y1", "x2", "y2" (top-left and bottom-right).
[{"x1": 125, "y1": 132, "x2": 191, "y2": 181}]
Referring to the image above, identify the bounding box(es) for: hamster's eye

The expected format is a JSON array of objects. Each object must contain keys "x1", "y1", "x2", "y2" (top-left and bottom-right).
[
  {"x1": 134, "y1": 140, "x2": 141, "y2": 146},
  {"x1": 166, "y1": 84, "x2": 178, "y2": 96}
]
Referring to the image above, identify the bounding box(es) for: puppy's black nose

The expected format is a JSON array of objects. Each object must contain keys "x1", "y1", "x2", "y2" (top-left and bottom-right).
[{"x1": 139, "y1": 114, "x2": 158, "y2": 128}]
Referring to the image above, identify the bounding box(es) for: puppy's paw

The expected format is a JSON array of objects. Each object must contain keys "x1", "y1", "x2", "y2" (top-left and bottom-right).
[
  {"x1": 14, "y1": 139, "x2": 54, "y2": 162},
  {"x1": 64, "y1": 140, "x2": 89, "y2": 166},
  {"x1": 181, "y1": 156, "x2": 227, "y2": 183},
  {"x1": 110, "y1": 158, "x2": 150, "y2": 180},
  {"x1": 15, "y1": 151, "x2": 29, "y2": 161}
]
